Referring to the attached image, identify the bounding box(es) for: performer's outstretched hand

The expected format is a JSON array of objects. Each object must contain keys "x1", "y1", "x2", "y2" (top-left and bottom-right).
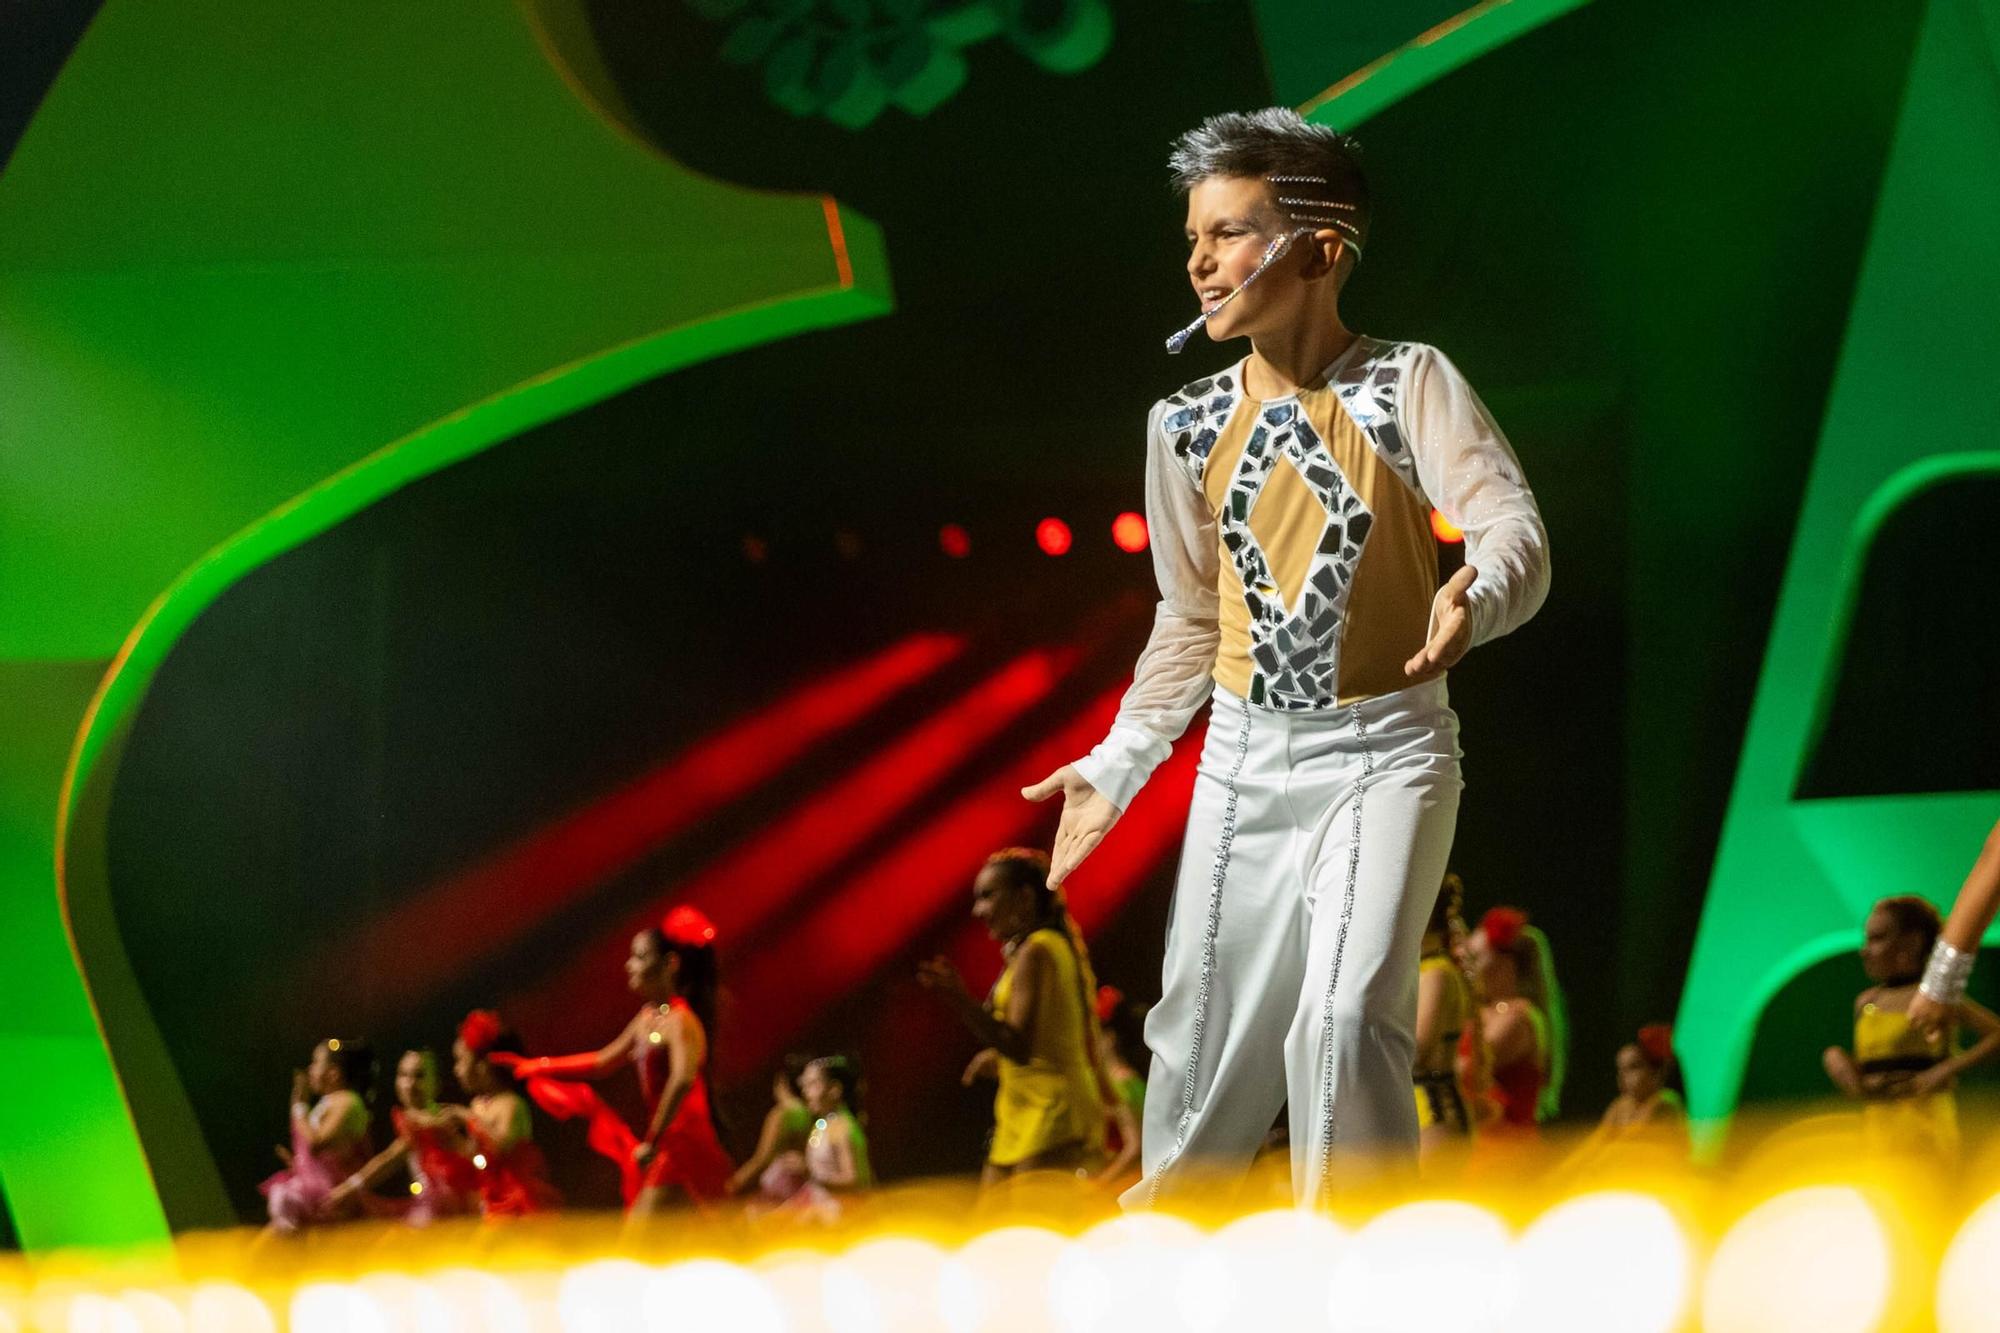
[
  {"x1": 1405, "y1": 564, "x2": 1480, "y2": 681},
  {"x1": 1023, "y1": 764, "x2": 1120, "y2": 889}
]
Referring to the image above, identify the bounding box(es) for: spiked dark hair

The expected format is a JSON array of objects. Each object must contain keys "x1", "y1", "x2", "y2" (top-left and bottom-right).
[{"x1": 1168, "y1": 108, "x2": 1370, "y2": 257}]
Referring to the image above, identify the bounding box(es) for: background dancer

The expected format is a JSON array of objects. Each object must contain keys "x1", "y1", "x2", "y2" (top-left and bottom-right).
[
  {"x1": 1462, "y1": 906, "x2": 1565, "y2": 1135},
  {"x1": 1824, "y1": 896, "x2": 2000, "y2": 1160},
  {"x1": 262, "y1": 1038, "x2": 374, "y2": 1232},
  {"x1": 1414, "y1": 875, "x2": 1476, "y2": 1166},
  {"x1": 728, "y1": 1057, "x2": 813, "y2": 1201},
  {"x1": 1023, "y1": 108, "x2": 1549, "y2": 1206},
  {"x1": 496, "y1": 907, "x2": 734, "y2": 1213},
  {"x1": 919, "y1": 848, "x2": 1126, "y2": 1188},
  {"x1": 328, "y1": 1048, "x2": 476, "y2": 1224}
]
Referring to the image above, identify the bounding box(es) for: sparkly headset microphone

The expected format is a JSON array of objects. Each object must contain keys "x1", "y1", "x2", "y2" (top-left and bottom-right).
[{"x1": 1164, "y1": 173, "x2": 1365, "y2": 355}]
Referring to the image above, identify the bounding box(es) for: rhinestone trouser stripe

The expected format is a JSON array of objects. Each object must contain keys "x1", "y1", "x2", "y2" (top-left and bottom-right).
[
  {"x1": 1143, "y1": 702, "x2": 1254, "y2": 1205},
  {"x1": 1316, "y1": 703, "x2": 1374, "y2": 1196}
]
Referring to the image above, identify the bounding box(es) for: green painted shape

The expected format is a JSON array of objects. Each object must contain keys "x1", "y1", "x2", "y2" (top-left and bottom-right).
[
  {"x1": 1675, "y1": 0, "x2": 2000, "y2": 1148},
  {"x1": 0, "y1": 0, "x2": 890, "y2": 1247},
  {"x1": 1282, "y1": 0, "x2": 1591, "y2": 128}
]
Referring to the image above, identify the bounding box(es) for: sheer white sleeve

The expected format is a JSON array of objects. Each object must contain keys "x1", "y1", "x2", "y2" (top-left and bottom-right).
[
  {"x1": 1070, "y1": 401, "x2": 1221, "y2": 811},
  {"x1": 1403, "y1": 345, "x2": 1549, "y2": 646}
]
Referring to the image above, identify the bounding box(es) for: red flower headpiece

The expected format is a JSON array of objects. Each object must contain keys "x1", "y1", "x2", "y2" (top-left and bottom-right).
[
  {"x1": 1479, "y1": 906, "x2": 1529, "y2": 953},
  {"x1": 1096, "y1": 984, "x2": 1125, "y2": 1025},
  {"x1": 458, "y1": 1009, "x2": 505, "y2": 1057},
  {"x1": 1636, "y1": 1023, "x2": 1675, "y2": 1068},
  {"x1": 661, "y1": 904, "x2": 718, "y2": 948}
]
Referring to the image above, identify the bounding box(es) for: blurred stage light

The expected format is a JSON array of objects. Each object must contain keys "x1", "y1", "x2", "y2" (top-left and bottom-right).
[
  {"x1": 1937, "y1": 1190, "x2": 2000, "y2": 1331},
  {"x1": 1329, "y1": 1200, "x2": 1512, "y2": 1332},
  {"x1": 1035, "y1": 518, "x2": 1071, "y2": 556},
  {"x1": 1511, "y1": 1191, "x2": 1692, "y2": 1333},
  {"x1": 1049, "y1": 1214, "x2": 1213, "y2": 1333},
  {"x1": 824, "y1": 1237, "x2": 946, "y2": 1333},
  {"x1": 939, "y1": 523, "x2": 972, "y2": 558},
  {"x1": 940, "y1": 1225, "x2": 1065, "y2": 1333},
  {"x1": 646, "y1": 1260, "x2": 784, "y2": 1333},
  {"x1": 1205, "y1": 1209, "x2": 1346, "y2": 1333},
  {"x1": 1111, "y1": 511, "x2": 1148, "y2": 552},
  {"x1": 1702, "y1": 1186, "x2": 1891, "y2": 1333},
  {"x1": 1429, "y1": 509, "x2": 1464, "y2": 543}
]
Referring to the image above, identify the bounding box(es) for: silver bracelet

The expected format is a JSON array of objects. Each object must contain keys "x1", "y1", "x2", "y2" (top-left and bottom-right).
[{"x1": 1920, "y1": 939, "x2": 1976, "y2": 1005}]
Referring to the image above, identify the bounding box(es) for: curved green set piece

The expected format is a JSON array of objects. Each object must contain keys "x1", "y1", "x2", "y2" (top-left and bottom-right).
[
  {"x1": 0, "y1": 0, "x2": 889, "y2": 1247},
  {"x1": 1673, "y1": 0, "x2": 2000, "y2": 1150}
]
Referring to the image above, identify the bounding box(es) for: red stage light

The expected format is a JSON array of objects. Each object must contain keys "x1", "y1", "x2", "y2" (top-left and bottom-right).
[
  {"x1": 323, "y1": 634, "x2": 965, "y2": 1017},
  {"x1": 939, "y1": 524, "x2": 971, "y2": 558},
  {"x1": 1429, "y1": 509, "x2": 1464, "y2": 543},
  {"x1": 1111, "y1": 511, "x2": 1148, "y2": 553},
  {"x1": 1036, "y1": 518, "x2": 1072, "y2": 556}
]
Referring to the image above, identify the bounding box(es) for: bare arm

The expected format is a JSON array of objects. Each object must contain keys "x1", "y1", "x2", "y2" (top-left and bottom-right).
[
  {"x1": 1414, "y1": 966, "x2": 1448, "y2": 1058},
  {"x1": 1911, "y1": 820, "x2": 2000, "y2": 1034},
  {"x1": 304, "y1": 1091, "x2": 367, "y2": 1150},
  {"x1": 1482, "y1": 1005, "x2": 1538, "y2": 1071},
  {"x1": 1823, "y1": 1045, "x2": 1863, "y2": 1098},
  {"x1": 472, "y1": 1091, "x2": 532, "y2": 1155},
  {"x1": 1096, "y1": 1097, "x2": 1141, "y2": 1184},
  {"x1": 919, "y1": 944, "x2": 1044, "y2": 1065},
  {"x1": 729, "y1": 1105, "x2": 793, "y2": 1195}
]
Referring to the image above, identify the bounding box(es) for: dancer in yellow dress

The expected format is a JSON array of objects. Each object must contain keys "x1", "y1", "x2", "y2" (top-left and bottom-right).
[
  {"x1": 1823, "y1": 895, "x2": 2000, "y2": 1160},
  {"x1": 920, "y1": 848, "x2": 1130, "y2": 1187},
  {"x1": 1413, "y1": 873, "x2": 1475, "y2": 1165}
]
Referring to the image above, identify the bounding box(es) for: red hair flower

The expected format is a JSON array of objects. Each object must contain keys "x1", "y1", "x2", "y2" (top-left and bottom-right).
[
  {"x1": 458, "y1": 1009, "x2": 505, "y2": 1057},
  {"x1": 661, "y1": 904, "x2": 718, "y2": 948},
  {"x1": 1479, "y1": 906, "x2": 1528, "y2": 953},
  {"x1": 1096, "y1": 984, "x2": 1125, "y2": 1025},
  {"x1": 1636, "y1": 1024, "x2": 1675, "y2": 1068}
]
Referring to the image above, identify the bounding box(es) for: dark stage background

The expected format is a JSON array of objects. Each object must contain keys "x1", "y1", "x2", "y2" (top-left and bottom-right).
[{"x1": 86, "y1": 0, "x2": 1999, "y2": 1217}]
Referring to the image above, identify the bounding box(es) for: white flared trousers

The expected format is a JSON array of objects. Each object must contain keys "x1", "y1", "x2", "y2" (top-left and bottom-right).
[{"x1": 1125, "y1": 679, "x2": 1462, "y2": 1209}]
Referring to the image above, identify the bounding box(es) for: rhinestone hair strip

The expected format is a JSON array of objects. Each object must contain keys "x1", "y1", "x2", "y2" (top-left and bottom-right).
[
  {"x1": 1165, "y1": 227, "x2": 1314, "y2": 354},
  {"x1": 1142, "y1": 702, "x2": 1253, "y2": 1205},
  {"x1": 1276, "y1": 197, "x2": 1358, "y2": 210},
  {"x1": 1315, "y1": 702, "x2": 1373, "y2": 1203}
]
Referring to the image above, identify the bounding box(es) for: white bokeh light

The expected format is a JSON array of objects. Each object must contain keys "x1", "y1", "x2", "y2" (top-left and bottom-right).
[
  {"x1": 1205, "y1": 1208, "x2": 1347, "y2": 1333},
  {"x1": 939, "y1": 1225, "x2": 1066, "y2": 1333},
  {"x1": 1329, "y1": 1200, "x2": 1514, "y2": 1332},
  {"x1": 1701, "y1": 1186, "x2": 1893, "y2": 1333},
  {"x1": 290, "y1": 1282, "x2": 391, "y2": 1333},
  {"x1": 558, "y1": 1260, "x2": 652, "y2": 1333},
  {"x1": 1936, "y1": 1190, "x2": 2000, "y2": 1331},
  {"x1": 825, "y1": 1237, "x2": 947, "y2": 1333},
  {"x1": 1047, "y1": 1213, "x2": 1213, "y2": 1333},
  {"x1": 645, "y1": 1259, "x2": 785, "y2": 1333},
  {"x1": 1510, "y1": 1191, "x2": 1692, "y2": 1333}
]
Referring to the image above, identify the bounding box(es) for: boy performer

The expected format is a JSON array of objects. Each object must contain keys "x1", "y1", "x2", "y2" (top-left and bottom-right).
[{"x1": 1024, "y1": 109, "x2": 1549, "y2": 1205}]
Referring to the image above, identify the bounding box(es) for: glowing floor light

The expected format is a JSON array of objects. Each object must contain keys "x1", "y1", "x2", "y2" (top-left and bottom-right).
[
  {"x1": 1511, "y1": 1191, "x2": 1693, "y2": 1333},
  {"x1": 1937, "y1": 1190, "x2": 2000, "y2": 1331},
  {"x1": 1702, "y1": 1186, "x2": 1893, "y2": 1333}
]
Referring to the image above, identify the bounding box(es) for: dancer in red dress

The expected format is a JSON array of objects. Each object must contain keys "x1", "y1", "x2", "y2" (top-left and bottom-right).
[
  {"x1": 328, "y1": 1048, "x2": 479, "y2": 1224},
  {"x1": 452, "y1": 1010, "x2": 562, "y2": 1216},
  {"x1": 498, "y1": 906, "x2": 734, "y2": 1213}
]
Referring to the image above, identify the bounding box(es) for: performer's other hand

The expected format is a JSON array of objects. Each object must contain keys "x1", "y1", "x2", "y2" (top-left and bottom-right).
[
  {"x1": 290, "y1": 1070, "x2": 311, "y2": 1105},
  {"x1": 917, "y1": 955, "x2": 968, "y2": 1000},
  {"x1": 961, "y1": 1048, "x2": 999, "y2": 1086},
  {"x1": 1405, "y1": 564, "x2": 1479, "y2": 681},
  {"x1": 1908, "y1": 992, "x2": 1951, "y2": 1039},
  {"x1": 1022, "y1": 764, "x2": 1120, "y2": 889}
]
